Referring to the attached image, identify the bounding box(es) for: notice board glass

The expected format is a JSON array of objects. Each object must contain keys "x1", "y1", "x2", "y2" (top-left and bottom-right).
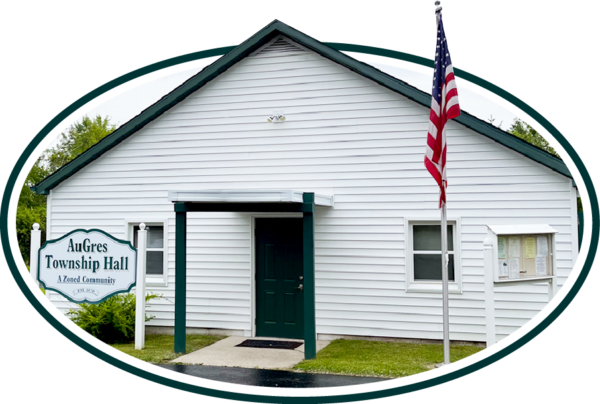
[
  {"x1": 487, "y1": 225, "x2": 557, "y2": 284},
  {"x1": 497, "y1": 234, "x2": 552, "y2": 280}
]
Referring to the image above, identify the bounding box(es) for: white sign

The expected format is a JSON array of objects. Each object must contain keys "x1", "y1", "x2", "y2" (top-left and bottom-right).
[
  {"x1": 508, "y1": 258, "x2": 520, "y2": 279},
  {"x1": 38, "y1": 229, "x2": 137, "y2": 304},
  {"x1": 498, "y1": 259, "x2": 508, "y2": 277},
  {"x1": 535, "y1": 255, "x2": 547, "y2": 276},
  {"x1": 537, "y1": 235, "x2": 549, "y2": 256}
]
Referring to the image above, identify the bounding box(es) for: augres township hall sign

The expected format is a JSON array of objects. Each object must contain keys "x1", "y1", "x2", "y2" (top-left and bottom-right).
[{"x1": 38, "y1": 229, "x2": 137, "y2": 303}]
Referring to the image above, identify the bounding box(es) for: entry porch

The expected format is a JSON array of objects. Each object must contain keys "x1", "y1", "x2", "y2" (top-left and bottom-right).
[{"x1": 169, "y1": 190, "x2": 334, "y2": 360}]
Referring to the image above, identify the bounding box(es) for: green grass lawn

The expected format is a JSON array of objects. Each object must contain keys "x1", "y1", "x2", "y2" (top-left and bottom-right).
[
  {"x1": 111, "y1": 335, "x2": 483, "y2": 378},
  {"x1": 110, "y1": 334, "x2": 225, "y2": 363},
  {"x1": 294, "y1": 339, "x2": 484, "y2": 378}
]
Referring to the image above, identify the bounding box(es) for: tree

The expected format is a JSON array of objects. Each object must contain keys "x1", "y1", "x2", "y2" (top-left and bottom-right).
[
  {"x1": 17, "y1": 115, "x2": 116, "y2": 266},
  {"x1": 508, "y1": 118, "x2": 560, "y2": 158},
  {"x1": 46, "y1": 115, "x2": 117, "y2": 173},
  {"x1": 17, "y1": 157, "x2": 49, "y2": 266},
  {"x1": 506, "y1": 118, "x2": 581, "y2": 211}
]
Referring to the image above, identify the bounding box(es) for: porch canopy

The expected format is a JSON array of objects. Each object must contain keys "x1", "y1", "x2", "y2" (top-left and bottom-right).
[{"x1": 168, "y1": 190, "x2": 334, "y2": 360}]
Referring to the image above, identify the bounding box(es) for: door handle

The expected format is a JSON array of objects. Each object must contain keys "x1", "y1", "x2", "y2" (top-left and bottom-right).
[{"x1": 296, "y1": 284, "x2": 304, "y2": 290}]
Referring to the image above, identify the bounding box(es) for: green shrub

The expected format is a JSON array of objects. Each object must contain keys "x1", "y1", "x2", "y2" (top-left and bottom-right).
[{"x1": 68, "y1": 293, "x2": 160, "y2": 344}]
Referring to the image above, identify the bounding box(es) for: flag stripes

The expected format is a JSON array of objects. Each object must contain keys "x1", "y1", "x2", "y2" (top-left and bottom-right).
[{"x1": 425, "y1": 14, "x2": 460, "y2": 208}]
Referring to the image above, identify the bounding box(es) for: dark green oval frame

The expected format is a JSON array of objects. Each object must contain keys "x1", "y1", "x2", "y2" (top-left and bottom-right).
[{"x1": 0, "y1": 41, "x2": 599, "y2": 403}]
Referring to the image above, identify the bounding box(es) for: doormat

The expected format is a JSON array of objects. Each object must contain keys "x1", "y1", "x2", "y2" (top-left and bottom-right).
[{"x1": 235, "y1": 339, "x2": 303, "y2": 350}]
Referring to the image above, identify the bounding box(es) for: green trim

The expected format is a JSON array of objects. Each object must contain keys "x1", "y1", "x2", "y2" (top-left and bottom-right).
[
  {"x1": 174, "y1": 209, "x2": 187, "y2": 353},
  {"x1": 32, "y1": 21, "x2": 570, "y2": 196},
  {"x1": 454, "y1": 112, "x2": 568, "y2": 176},
  {"x1": 174, "y1": 202, "x2": 312, "y2": 213},
  {"x1": 37, "y1": 228, "x2": 137, "y2": 304},
  {"x1": 302, "y1": 193, "x2": 316, "y2": 360}
]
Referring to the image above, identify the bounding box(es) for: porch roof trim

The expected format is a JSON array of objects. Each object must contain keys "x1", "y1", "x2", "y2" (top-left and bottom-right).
[
  {"x1": 487, "y1": 224, "x2": 558, "y2": 235},
  {"x1": 168, "y1": 190, "x2": 334, "y2": 207}
]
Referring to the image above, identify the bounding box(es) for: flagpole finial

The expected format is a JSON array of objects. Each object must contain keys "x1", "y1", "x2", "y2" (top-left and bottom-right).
[{"x1": 435, "y1": 1, "x2": 442, "y2": 14}]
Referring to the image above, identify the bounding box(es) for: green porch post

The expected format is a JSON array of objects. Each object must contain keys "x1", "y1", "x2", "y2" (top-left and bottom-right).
[
  {"x1": 302, "y1": 193, "x2": 317, "y2": 360},
  {"x1": 174, "y1": 203, "x2": 187, "y2": 353}
]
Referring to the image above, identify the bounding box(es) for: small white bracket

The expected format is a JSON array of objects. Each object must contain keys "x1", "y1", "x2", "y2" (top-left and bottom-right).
[{"x1": 267, "y1": 110, "x2": 285, "y2": 123}]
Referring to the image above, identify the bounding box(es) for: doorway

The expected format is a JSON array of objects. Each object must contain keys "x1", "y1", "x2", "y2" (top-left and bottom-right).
[{"x1": 254, "y1": 218, "x2": 304, "y2": 339}]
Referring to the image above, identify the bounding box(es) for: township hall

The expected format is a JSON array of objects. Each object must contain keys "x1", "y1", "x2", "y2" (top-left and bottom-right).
[{"x1": 32, "y1": 21, "x2": 578, "y2": 348}]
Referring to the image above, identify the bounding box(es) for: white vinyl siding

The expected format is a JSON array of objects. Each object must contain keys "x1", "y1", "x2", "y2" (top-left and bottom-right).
[{"x1": 46, "y1": 36, "x2": 576, "y2": 342}]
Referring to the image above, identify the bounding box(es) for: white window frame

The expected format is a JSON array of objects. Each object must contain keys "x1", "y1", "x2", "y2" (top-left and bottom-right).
[
  {"x1": 124, "y1": 219, "x2": 169, "y2": 287},
  {"x1": 405, "y1": 217, "x2": 462, "y2": 294}
]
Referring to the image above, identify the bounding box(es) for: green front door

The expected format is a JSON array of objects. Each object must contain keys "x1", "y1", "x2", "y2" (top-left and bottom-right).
[{"x1": 255, "y1": 218, "x2": 304, "y2": 339}]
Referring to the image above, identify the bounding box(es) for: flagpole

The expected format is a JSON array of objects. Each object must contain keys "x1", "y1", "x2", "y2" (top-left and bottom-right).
[
  {"x1": 441, "y1": 199, "x2": 450, "y2": 365},
  {"x1": 436, "y1": 0, "x2": 450, "y2": 366}
]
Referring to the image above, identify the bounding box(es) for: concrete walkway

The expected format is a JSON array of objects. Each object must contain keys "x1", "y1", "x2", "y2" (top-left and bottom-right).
[{"x1": 172, "y1": 336, "x2": 330, "y2": 369}]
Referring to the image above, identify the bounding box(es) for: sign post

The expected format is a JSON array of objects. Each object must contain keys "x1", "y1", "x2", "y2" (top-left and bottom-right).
[
  {"x1": 135, "y1": 223, "x2": 147, "y2": 350},
  {"x1": 30, "y1": 223, "x2": 41, "y2": 287}
]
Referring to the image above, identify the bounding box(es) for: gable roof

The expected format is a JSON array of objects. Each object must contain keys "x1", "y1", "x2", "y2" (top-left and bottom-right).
[{"x1": 32, "y1": 20, "x2": 571, "y2": 195}]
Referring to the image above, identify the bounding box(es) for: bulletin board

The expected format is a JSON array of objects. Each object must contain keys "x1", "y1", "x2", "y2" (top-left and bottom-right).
[
  {"x1": 487, "y1": 224, "x2": 557, "y2": 284},
  {"x1": 497, "y1": 234, "x2": 552, "y2": 280}
]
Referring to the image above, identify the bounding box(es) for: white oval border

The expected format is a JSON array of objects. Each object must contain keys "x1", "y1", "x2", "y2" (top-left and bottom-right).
[{"x1": 7, "y1": 52, "x2": 592, "y2": 397}]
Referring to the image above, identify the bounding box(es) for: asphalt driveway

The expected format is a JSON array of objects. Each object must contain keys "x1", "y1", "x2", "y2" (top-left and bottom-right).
[{"x1": 158, "y1": 364, "x2": 388, "y2": 388}]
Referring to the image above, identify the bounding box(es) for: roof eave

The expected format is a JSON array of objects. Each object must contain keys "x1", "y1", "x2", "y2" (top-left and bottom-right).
[{"x1": 453, "y1": 112, "x2": 570, "y2": 178}]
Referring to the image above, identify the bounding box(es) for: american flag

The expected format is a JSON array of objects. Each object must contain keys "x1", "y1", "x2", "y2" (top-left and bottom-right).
[{"x1": 425, "y1": 11, "x2": 460, "y2": 208}]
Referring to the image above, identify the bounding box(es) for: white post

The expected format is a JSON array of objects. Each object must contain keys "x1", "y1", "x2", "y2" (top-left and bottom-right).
[
  {"x1": 30, "y1": 223, "x2": 41, "y2": 287},
  {"x1": 483, "y1": 236, "x2": 496, "y2": 347},
  {"x1": 135, "y1": 223, "x2": 147, "y2": 350},
  {"x1": 548, "y1": 278, "x2": 557, "y2": 302},
  {"x1": 549, "y1": 234, "x2": 558, "y2": 301}
]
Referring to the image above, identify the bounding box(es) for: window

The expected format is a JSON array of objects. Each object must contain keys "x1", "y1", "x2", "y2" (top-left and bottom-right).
[
  {"x1": 406, "y1": 219, "x2": 462, "y2": 293},
  {"x1": 127, "y1": 220, "x2": 168, "y2": 286}
]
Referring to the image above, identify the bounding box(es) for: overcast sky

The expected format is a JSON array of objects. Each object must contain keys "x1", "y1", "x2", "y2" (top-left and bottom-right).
[{"x1": 80, "y1": 54, "x2": 519, "y2": 138}]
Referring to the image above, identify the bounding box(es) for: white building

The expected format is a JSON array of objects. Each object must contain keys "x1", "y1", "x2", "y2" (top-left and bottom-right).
[{"x1": 33, "y1": 21, "x2": 577, "y2": 358}]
